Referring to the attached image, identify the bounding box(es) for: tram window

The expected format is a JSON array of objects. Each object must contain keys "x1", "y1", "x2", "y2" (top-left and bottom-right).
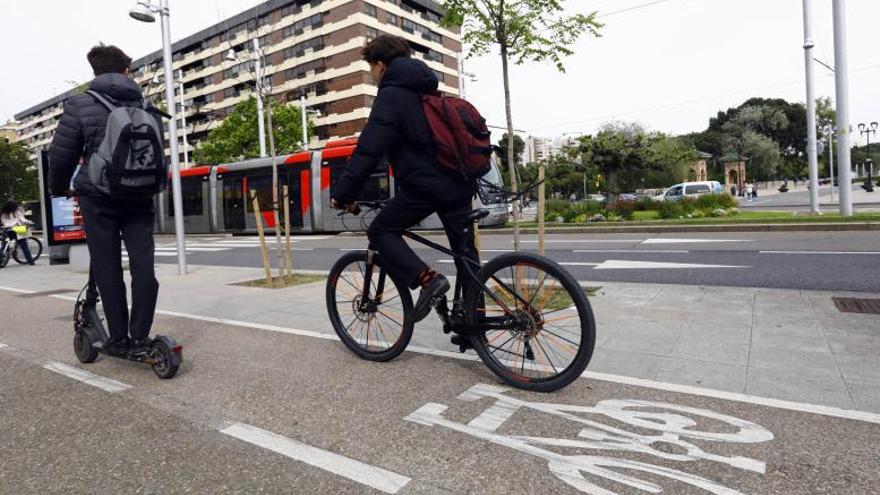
[
  {"x1": 245, "y1": 175, "x2": 274, "y2": 213},
  {"x1": 168, "y1": 178, "x2": 204, "y2": 216},
  {"x1": 328, "y1": 158, "x2": 390, "y2": 201}
]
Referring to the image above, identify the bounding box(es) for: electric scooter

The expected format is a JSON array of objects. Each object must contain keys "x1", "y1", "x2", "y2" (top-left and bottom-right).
[{"x1": 73, "y1": 270, "x2": 182, "y2": 379}]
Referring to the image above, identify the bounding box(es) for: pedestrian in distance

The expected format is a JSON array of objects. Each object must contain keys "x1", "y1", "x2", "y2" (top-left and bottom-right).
[
  {"x1": 331, "y1": 34, "x2": 489, "y2": 323},
  {"x1": 745, "y1": 183, "x2": 754, "y2": 202},
  {"x1": 48, "y1": 44, "x2": 167, "y2": 357},
  {"x1": 1, "y1": 200, "x2": 35, "y2": 265}
]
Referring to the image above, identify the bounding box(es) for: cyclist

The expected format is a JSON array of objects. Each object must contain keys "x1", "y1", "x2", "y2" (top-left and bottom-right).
[
  {"x1": 1, "y1": 200, "x2": 35, "y2": 265},
  {"x1": 331, "y1": 35, "x2": 478, "y2": 322}
]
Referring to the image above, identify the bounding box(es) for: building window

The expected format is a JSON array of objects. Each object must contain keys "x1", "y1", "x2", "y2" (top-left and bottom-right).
[
  {"x1": 425, "y1": 49, "x2": 442, "y2": 63},
  {"x1": 224, "y1": 86, "x2": 239, "y2": 99},
  {"x1": 433, "y1": 70, "x2": 444, "y2": 82},
  {"x1": 281, "y1": 2, "x2": 301, "y2": 17},
  {"x1": 259, "y1": 34, "x2": 272, "y2": 48},
  {"x1": 386, "y1": 12, "x2": 398, "y2": 24},
  {"x1": 366, "y1": 27, "x2": 378, "y2": 41},
  {"x1": 283, "y1": 13, "x2": 323, "y2": 37},
  {"x1": 364, "y1": 3, "x2": 377, "y2": 17},
  {"x1": 284, "y1": 35, "x2": 325, "y2": 58}
]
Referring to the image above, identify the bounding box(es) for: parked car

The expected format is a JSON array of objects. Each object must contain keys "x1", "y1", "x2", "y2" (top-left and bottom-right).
[{"x1": 654, "y1": 181, "x2": 724, "y2": 201}]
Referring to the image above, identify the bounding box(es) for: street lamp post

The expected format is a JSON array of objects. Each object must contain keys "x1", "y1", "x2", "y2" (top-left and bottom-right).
[
  {"x1": 130, "y1": 0, "x2": 187, "y2": 274},
  {"x1": 802, "y1": 0, "x2": 821, "y2": 213},
  {"x1": 226, "y1": 41, "x2": 267, "y2": 157},
  {"x1": 858, "y1": 122, "x2": 878, "y2": 192},
  {"x1": 832, "y1": 0, "x2": 854, "y2": 216}
]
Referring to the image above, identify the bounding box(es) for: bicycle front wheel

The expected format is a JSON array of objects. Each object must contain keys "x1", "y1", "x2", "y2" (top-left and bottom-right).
[
  {"x1": 464, "y1": 253, "x2": 596, "y2": 392},
  {"x1": 326, "y1": 251, "x2": 414, "y2": 362},
  {"x1": 13, "y1": 237, "x2": 42, "y2": 264}
]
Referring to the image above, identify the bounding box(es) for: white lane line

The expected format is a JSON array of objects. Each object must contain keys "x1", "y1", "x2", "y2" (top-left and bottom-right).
[
  {"x1": 521, "y1": 239, "x2": 642, "y2": 244},
  {"x1": 38, "y1": 297, "x2": 880, "y2": 425},
  {"x1": 0, "y1": 343, "x2": 8, "y2": 349},
  {"x1": 573, "y1": 249, "x2": 690, "y2": 254},
  {"x1": 43, "y1": 362, "x2": 132, "y2": 393},
  {"x1": 0, "y1": 286, "x2": 35, "y2": 294},
  {"x1": 594, "y1": 260, "x2": 747, "y2": 270},
  {"x1": 155, "y1": 247, "x2": 229, "y2": 252},
  {"x1": 221, "y1": 422, "x2": 410, "y2": 494},
  {"x1": 759, "y1": 250, "x2": 880, "y2": 255},
  {"x1": 559, "y1": 262, "x2": 601, "y2": 267},
  {"x1": 641, "y1": 238, "x2": 750, "y2": 244}
]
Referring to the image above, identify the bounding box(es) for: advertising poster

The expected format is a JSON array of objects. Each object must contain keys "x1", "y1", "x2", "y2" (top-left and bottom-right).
[{"x1": 39, "y1": 150, "x2": 87, "y2": 247}]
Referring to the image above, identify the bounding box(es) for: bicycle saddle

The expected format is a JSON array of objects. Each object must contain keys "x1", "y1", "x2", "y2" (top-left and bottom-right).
[{"x1": 465, "y1": 208, "x2": 491, "y2": 222}]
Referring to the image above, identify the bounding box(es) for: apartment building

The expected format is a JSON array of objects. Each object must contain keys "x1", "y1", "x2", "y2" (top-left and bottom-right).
[
  {"x1": 13, "y1": 0, "x2": 460, "y2": 165},
  {"x1": 1, "y1": 121, "x2": 18, "y2": 144}
]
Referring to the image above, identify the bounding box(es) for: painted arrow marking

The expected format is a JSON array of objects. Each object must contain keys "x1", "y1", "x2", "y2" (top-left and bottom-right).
[
  {"x1": 593, "y1": 260, "x2": 748, "y2": 270},
  {"x1": 640, "y1": 238, "x2": 750, "y2": 245}
]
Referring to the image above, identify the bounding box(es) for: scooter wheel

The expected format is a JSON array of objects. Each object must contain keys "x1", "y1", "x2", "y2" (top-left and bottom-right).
[
  {"x1": 150, "y1": 341, "x2": 179, "y2": 379},
  {"x1": 74, "y1": 331, "x2": 98, "y2": 363}
]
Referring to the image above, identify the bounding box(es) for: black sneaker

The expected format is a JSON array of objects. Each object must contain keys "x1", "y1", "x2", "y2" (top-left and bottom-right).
[
  {"x1": 103, "y1": 338, "x2": 130, "y2": 357},
  {"x1": 413, "y1": 274, "x2": 450, "y2": 323},
  {"x1": 129, "y1": 338, "x2": 153, "y2": 356}
]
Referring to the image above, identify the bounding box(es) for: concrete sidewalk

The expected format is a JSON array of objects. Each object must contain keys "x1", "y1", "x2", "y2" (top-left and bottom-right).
[{"x1": 1, "y1": 259, "x2": 878, "y2": 413}]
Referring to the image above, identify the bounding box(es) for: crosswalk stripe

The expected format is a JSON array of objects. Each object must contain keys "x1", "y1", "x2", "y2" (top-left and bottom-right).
[{"x1": 43, "y1": 362, "x2": 132, "y2": 393}]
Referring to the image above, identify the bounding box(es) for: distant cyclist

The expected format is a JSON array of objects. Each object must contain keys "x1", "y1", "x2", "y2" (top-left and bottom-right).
[
  {"x1": 330, "y1": 35, "x2": 479, "y2": 322},
  {"x1": 1, "y1": 200, "x2": 35, "y2": 265}
]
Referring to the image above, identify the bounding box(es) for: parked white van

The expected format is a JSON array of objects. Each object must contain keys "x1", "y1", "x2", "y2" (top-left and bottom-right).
[{"x1": 655, "y1": 181, "x2": 724, "y2": 201}]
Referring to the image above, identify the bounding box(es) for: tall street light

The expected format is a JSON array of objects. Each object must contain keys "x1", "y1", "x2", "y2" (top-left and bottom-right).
[
  {"x1": 178, "y1": 69, "x2": 190, "y2": 169},
  {"x1": 802, "y1": 0, "x2": 820, "y2": 213},
  {"x1": 859, "y1": 122, "x2": 878, "y2": 192},
  {"x1": 832, "y1": 0, "x2": 854, "y2": 216},
  {"x1": 226, "y1": 41, "x2": 267, "y2": 157},
  {"x1": 129, "y1": 0, "x2": 187, "y2": 274}
]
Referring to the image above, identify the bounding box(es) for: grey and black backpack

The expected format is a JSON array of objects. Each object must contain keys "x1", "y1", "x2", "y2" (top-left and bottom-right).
[{"x1": 85, "y1": 90, "x2": 167, "y2": 197}]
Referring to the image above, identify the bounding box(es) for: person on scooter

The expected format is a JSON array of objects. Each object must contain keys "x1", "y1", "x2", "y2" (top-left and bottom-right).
[
  {"x1": 48, "y1": 44, "x2": 160, "y2": 357},
  {"x1": 330, "y1": 35, "x2": 479, "y2": 322},
  {"x1": 1, "y1": 200, "x2": 35, "y2": 265}
]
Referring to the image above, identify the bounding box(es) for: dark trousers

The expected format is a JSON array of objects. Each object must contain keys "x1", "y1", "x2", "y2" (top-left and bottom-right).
[
  {"x1": 79, "y1": 195, "x2": 158, "y2": 342},
  {"x1": 368, "y1": 186, "x2": 479, "y2": 290}
]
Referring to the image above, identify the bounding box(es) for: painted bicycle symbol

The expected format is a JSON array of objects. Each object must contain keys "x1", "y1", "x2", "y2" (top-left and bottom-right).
[{"x1": 405, "y1": 384, "x2": 774, "y2": 494}]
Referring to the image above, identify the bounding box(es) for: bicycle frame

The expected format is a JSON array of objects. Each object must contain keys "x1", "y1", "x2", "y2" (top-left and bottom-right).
[{"x1": 356, "y1": 218, "x2": 534, "y2": 335}]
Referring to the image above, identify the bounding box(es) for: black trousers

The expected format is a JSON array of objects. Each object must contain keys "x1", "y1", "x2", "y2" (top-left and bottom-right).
[
  {"x1": 79, "y1": 195, "x2": 158, "y2": 342},
  {"x1": 367, "y1": 185, "x2": 479, "y2": 290}
]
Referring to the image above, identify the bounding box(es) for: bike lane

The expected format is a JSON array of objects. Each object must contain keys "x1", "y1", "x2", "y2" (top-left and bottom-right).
[{"x1": 1, "y1": 290, "x2": 878, "y2": 494}]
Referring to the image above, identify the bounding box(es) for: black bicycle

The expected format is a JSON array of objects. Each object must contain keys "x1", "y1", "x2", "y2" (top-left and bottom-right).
[{"x1": 326, "y1": 190, "x2": 595, "y2": 392}]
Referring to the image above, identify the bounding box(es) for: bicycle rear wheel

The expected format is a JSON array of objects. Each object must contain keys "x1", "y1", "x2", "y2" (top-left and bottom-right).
[
  {"x1": 13, "y1": 237, "x2": 42, "y2": 264},
  {"x1": 0, "y1": 246, "x2": 9, "y2": 268},
  {"x1": 326, "y1": 251, "x2": 414, "y2": 362},
  {"x1": 464, "y1": 253, "x2": 596, "y2": 392}
]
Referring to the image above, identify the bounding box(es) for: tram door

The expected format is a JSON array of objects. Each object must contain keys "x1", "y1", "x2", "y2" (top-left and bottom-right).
[
  {"x1": 285, "y1": 168, "x2": 306, "y2": 230},
  {"x1": 222, "y1": 177, "x2": 246, "y2": 231}
]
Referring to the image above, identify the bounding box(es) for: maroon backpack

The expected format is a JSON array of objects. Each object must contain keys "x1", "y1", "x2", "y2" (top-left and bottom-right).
[{"x1": 422, "y1": 93, "x2": 493, "y2": 179}]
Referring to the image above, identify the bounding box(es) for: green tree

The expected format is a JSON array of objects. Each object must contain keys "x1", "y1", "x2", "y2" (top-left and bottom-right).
[
  {"x1": 496, "y1": 133, "x2": 525, "y2": 171},
  {"x1": 192, "y1": 96, "x2": 311, "y2": 165},
  {"x1": 578, "y1": 122, "x2": 668, "y2": 205},
  {"x1": 0, "y1": 141, "x2": 38, "y2": 201},
  {"x1": 441, "y1": 0, "x2": 602, "y2": 250}
]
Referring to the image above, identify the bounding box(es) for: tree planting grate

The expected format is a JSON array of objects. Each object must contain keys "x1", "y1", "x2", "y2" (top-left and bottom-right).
[{"x1": 832, "y1": 297, "x2": 880, "y2": 315}]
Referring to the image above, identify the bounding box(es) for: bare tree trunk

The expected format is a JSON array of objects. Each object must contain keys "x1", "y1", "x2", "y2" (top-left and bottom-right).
[
  {"x1": 538, "y1": 162, "x2": 546, "y2": 256},
  {"x1": 265, "y1": 95, "x2": 283, "y2": 278},
  {"x1": 500, "y1": 45, "x2": 520, "y2": 251}
]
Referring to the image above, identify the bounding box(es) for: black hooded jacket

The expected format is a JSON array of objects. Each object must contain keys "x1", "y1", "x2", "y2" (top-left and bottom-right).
[
  {"x1": 331, "y1": 57, "x2": 470, "y2": 206},
  {"x1": 48, "y1": 73, "x2": 150, "y2": 197}
]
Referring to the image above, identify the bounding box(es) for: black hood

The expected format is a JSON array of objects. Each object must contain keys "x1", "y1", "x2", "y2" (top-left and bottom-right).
[
  {"x1": 89, "y1": 73, "x2": 143, "y2": 102},
  {"x1": 379, "y1": 57, "x2": 439, "y2": 94}
]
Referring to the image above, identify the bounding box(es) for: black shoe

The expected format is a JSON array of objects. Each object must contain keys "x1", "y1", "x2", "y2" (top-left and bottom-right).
[
  {"x1": 413, "y1": 274, "x2": 450, "y2": 323},
  {"x1": 103, "y1": 338, "x2": 130, "y2": 357},
  {"x1": 129, "y1": 338, "x2": 153, "y2": 356}
]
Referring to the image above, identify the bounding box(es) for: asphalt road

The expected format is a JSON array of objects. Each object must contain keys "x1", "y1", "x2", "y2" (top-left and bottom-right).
[
  {"x1": 2, "y1": 291, "x2": 879, "y2": 494},
  {"x1": 149, "y1": 231, "x2": 880, "y2": 293}
]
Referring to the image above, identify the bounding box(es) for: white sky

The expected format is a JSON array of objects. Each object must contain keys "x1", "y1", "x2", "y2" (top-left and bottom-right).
[{"x1": 2, "y1": 0, "x2": 879, "y2": 146}]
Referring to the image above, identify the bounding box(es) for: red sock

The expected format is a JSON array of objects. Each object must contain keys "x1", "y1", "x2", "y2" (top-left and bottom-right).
[{"x1": 418, "y1": 269, "x2": 436, "y2": 288}]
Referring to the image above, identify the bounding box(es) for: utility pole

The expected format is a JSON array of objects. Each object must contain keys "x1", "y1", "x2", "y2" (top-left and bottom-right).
[
  {"x1": 254, "y1": 38, "x2": 267, "y2": 158},
  {"x1": 828, "y1": 126, "x2": 835, "y2": 204},
  {"x1": 832, "y1": 0, "x2": 854, "y2": 216},
  {"x1": 803, "y1": 0, "x2": 820, "y2": 213}
]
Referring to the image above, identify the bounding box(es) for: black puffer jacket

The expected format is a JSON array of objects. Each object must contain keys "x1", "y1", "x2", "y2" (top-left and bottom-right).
[
  {"x1": 48, "y1": 73, "x2": 149, "y2": 197},
  {"x1": 331, "y1": 57, "x2": 470, "y2": 206}
]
